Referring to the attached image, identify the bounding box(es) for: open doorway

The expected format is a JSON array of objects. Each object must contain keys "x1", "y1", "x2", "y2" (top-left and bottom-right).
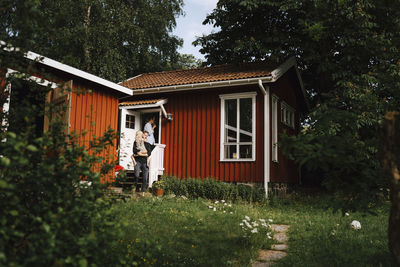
[{"x1": 141, "y1": 111, "x2": 160, "y2": 144}]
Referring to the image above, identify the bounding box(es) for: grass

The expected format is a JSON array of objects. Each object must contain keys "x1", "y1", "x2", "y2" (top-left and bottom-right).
[{"x1": 110, "y1": 193, "x2": 393, "y2": 266}]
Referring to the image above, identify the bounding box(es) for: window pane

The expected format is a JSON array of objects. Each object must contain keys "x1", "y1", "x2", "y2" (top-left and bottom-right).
[
  {"x1": 239, "y1": 98, "x2": 252, "y2": 142},
  {"x1": 225, "y1": 99, "x2": 237, "y2": 142},
  {"x1": 126, "y1": 114, "x2": 135, "y2": 129},
  {"x1": 239, "y1": 145, "x2": 252, "y2": 159},
  {"x1": 224, "y1": 145, "x2": 237, "y2": 159},
  {"x1": 227, "y1": 129, "x2": 237, "y2": 142}
]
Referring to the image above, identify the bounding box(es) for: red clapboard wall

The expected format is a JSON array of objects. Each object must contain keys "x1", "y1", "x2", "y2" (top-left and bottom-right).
[{"x1": 157, "y1": 85, "x2": 265, "y2": 183}]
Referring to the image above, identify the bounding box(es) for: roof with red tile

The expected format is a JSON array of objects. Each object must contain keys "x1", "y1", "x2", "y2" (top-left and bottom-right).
[{"x1": 120, "y1": 61, "x2": 277, "y2": 90}]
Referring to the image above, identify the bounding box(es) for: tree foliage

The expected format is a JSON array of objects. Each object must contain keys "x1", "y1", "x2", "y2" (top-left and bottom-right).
[
  {"x1": 195, "y1": 0, "x2": 400, "y2": 209},
  {"x1": 1, "y1": 0, "x2": 184, "y2": 82}
]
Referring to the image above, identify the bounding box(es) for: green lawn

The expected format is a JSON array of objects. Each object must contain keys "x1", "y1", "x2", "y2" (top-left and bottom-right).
[{"x1": 110, "y1": 194, "x2": 393, "y2": 266}]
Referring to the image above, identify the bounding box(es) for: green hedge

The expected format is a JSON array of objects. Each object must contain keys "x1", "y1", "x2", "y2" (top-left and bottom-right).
[{"x1": 162, "y1": 176, "x2": 266, "y2": 203}]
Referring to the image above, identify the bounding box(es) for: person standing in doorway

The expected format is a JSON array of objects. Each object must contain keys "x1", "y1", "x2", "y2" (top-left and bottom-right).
[
  {"x1": 144, "y1": 116, "x2": 156, "y2": 145},
  {"x1": 132, "y1": 130, "x2": 151, "y2": 196}
]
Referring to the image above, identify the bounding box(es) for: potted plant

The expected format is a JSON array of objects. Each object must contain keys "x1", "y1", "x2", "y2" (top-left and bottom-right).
[{"x1": 153, "y1": 179, "x2": 165, "y2": 196}]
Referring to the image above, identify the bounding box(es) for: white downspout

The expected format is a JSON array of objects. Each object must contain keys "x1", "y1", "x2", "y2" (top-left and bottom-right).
[{"x1": 258, "y1": 80, "x2": 270, "y2": 198}]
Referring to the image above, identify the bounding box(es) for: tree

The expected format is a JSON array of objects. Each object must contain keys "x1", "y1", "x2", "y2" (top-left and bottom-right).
[
  {"x1": 195, "y1": 0, "x2": 400, "y2": 209},
  {"x1": 382, "y1": 112, "x2": 400, "y2": 266},
  {"x1": 169, "y1": 54, "x2": 203, "y2": 69},
  {"x1": 1, "y1": 0, "x2": 184, "y2": 82}
]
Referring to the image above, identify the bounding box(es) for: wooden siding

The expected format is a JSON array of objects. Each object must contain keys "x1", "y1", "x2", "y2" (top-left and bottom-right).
[
  {"x1": 69, "y1": 80, "x2": 120, "y2": 183},
  {"x1": 269, "y1": 69, "x2": 302, "y2": 183},
  {"x1": 156, "y1": 85, "x2": 265, "y2": 183}
]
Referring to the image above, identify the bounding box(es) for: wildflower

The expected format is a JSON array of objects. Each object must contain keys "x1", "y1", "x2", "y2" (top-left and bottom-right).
[
  {"x1": 251, "y1": 228, "x2": 258, "y2": 233},
  {"x1": 223, "y1": 211, "x2": 226, "y2": 213},
  {"x1": 252, "y1": 221, "x2": 259, "y2": 227},
  {"x1": 268, "y1": 219, "x2": 273, "y2": 222},
  {"x1": 228, "y1": 204, "x2": 232, "y2": 207},
  {"x1": 244, "y1": 220, "x2": 252, "y2": 228},
  {"x1": 208, "y1": 206, "x2": 213, "y2": 209},
  {"x1": 224, "y1": 203, "x2": 227, "y2": 206},
  {"x1": 221, "y1": 200, "x2": 226, "y2": 203},
  {"x1": 345, "y1": 212, "x2": 350, "y2": 216},
  {"x1": 213, "y1": 207, "x2": 216, "y2": 211},
  {"x1": 230, "y1": 212, "x2": 233, "y2": 214},
  {"x1": 245, "y1": 216, "x2": 250, "y2": 221},
  {"x1": 240, "y1": 223, "x2": 244, "y2": 226},
  {"x1": 215, "y1": 200, "x2": 219, "y2": 204},
  {"x1": 267, "y1": 233, "x2": 272, "y2": 239},
  {"x1": 350, "y1": 220, "x2": 361, "y2": 230},
  {"x1": 259, "y1": 219, "x2": 266, "y2": 223}
]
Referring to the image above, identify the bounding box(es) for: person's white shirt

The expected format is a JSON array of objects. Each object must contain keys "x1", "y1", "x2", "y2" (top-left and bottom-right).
[{"x1": 144, "y1": 122, "x2": 155, "y2": 145}]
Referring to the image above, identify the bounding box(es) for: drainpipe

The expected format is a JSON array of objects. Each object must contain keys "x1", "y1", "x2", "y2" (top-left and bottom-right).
[{"x1": 258, "y1": 80, "x2": 270, "y2": 198}]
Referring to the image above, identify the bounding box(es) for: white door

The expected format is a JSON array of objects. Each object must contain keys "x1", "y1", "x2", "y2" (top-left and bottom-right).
[{"x1": 119, "y1": 109, "x2": 141, "y2": 170}]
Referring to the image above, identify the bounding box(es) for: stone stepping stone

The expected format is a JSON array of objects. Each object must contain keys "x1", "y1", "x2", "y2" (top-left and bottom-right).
[
  {"x1": 270, "y1": 224, "x2": 290, "y2": 233},
  {"x1": 273, "y1": 232, "x2": 288, "y2": 243},
  {"x1": 252, "y1": 224, "x2": 290, "y2": 266},
  {"x1": 271, "y1": 244, "x2": 288, "y2": 251},
  {"x1": 251, "y1": 250, "x2": 288, "y2": 267}
]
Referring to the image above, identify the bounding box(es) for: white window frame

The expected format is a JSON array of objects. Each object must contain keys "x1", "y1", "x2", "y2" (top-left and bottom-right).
[
  {"x1": 281, "y1": 101, "x2": 295, "y2": 129},
  {"x1": 219, "y1": 92, "x2": 257, "y2": 162},
  {"x1": 271, "y1": 95, "x2": 279, "y2": 162}
]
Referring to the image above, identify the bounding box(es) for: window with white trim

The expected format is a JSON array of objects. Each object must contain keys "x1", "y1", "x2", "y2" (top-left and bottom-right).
[
  {"x1": 220, "y1": 92, "x2": 256, "y2": 161},
  {"x1": 281, "y1": 102, "x2": 295, "y2": 128},
  {"x1": 271, "y1": 95, "x2": 279, "y2": 162},
  {"x1": 125, "y1": 114, "x2": 135, "y2": 129}
]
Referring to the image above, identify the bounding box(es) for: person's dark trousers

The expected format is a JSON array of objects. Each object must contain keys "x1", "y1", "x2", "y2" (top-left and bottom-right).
[{"x1": 134, "y1": 161, "x2": 149, "y2": 192}]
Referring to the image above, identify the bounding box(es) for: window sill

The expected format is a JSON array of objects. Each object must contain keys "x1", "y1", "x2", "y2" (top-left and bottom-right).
[{"x1": 219, "y1": 159, "x2": 255, "y2": 162}]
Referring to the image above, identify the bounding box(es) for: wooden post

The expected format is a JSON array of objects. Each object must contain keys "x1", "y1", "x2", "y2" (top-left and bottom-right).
[{"x1": 382, "y1": 111, "x2": 400, "y2": 266}]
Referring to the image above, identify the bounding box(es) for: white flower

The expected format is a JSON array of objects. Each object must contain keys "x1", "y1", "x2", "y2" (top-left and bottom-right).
[
  {"x1": 215, "y1": 200, "x2": 219, "y2": 204},
  {"x1": 345, "y1": 212, "x2": 350, "y2": 216},
  {"x1": 230, "y1": 212, "x2": 233, "y2": 214},
  {"x1": 240, "y1": 223, "x2": 244, "y2": 226},
  {"x1": 252, "y1": 221, "x2": 259, "y2": 227},
  {"x1": 259, "y1": 219, "x2": 266, "y2": 223},
  {"x1": 221, "y1": 200, "x2": 225, "y2": 203},
  {"x1": 261, "y1": 223, "x2": 268, "y2": 228},
  {"x1": 208, "y1": 206, "x2": 213, "y2": 209},
  {"x1": 228, "y1": 204, "x2": 232, "y2": 207},
  {"x1": 350, "y1": 220, "x2": 361, "y2": 230},
  {"x1": 223, "y1": 211, "x2": 226, "y2": 213},
  {"x1": 244, "y1": 220, "x2": 252, "y2": 228},
  {"x1": 268, "y1": 219, "x2": 273, "y2": 223},
  {"x1": 251, "y1": 228, "x2": 258, "y2": 233},
  {"x1": 224, "y1": 203, "x2": 227, "y2": 206},
  {"x1": 245, "y1": 216, "x2": 250, "y2": 221},
  {"x1": 213, "y1": 207, "x2": 216, "y2": 212},
  {"x1": 267, "y1": 233, "x2": 272, "y2": 239}
]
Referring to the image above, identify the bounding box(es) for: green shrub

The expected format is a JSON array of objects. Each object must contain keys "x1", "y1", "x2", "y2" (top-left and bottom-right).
[
  {"x1": 0, "y1": 77, "x2": 123, "y2": 266},
  {"x1": 162, "y1": 176, "x2": 266, "y2": 203}
]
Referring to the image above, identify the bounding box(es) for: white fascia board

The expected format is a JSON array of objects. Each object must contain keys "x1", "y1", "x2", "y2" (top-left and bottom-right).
[
  {"x1": 119, "y1": 99, "x2": 168, "y2": 110},
  {"x1": 25, "y1": 51, "x2": 133, "y2": 96},
  {"x1": 7, "y1": 68, "x2": 58, "y2": 89},
  {"x1": 131, "y1": 76, "x2": 273, "y2": 95}
]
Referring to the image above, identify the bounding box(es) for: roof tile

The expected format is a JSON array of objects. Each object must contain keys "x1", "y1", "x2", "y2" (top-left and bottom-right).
[{"x1": 121, "y1": 61, "x2": 275, "y2": 90}]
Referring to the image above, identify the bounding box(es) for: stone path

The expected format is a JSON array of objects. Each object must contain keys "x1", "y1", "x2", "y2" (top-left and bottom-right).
[{"x1": 252, "y1": 224, "x2": 290, "y2": 267}]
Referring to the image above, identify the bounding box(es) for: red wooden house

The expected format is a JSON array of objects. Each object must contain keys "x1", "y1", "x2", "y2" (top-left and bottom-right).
[
  {"x1": 1, "y1": 50, "x2": 132, "y2": 181},
  {"x1": 118, "y1": 58, "x2": 308, "y2": 193}
]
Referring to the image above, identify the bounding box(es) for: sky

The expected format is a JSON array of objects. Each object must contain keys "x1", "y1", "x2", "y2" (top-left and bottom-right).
[{"x1": 172, "y1": 0, "x2": 219, "y2": 60}]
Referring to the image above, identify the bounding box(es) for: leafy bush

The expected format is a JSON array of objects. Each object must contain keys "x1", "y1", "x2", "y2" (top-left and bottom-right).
[
  {"x1": 0, "y1": 77, "x2": 123, "y2": 266},
  {"x1": 162, "y1": 176, "x2": 266, "y2": 203}
]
